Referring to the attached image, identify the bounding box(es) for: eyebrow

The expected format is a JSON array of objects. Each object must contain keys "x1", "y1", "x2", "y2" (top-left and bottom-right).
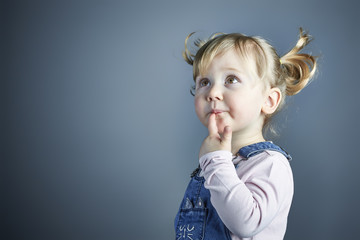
[
  {"x1": 223, "y1": 67, "x2": 243, "y2": 74},
  {"x1": 223, "y1": 67, "x2": 252, "y2": 82},
  {"x1": 195, "y1": 67, "x2": 246, "y2": 81}
]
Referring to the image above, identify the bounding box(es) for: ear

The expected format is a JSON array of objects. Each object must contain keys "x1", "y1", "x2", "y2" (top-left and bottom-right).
[{"x1": 262, "y1": 87, "x2": 281, "y2": 115}]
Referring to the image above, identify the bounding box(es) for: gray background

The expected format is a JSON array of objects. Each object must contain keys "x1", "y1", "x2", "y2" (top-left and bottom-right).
[{"x1": 2, "y1": 0, "x2": 359, "y2": 239}]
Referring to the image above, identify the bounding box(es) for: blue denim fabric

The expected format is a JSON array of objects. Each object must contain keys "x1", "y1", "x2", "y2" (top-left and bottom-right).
[
  {"x1": 238, "y1": 141, "x2": 292, "y2": 161},
  {"x1": 174, "y1": 142, "x2": 291, "y2": 240},
  {"x1": 174, "y1": 175, "x2": 231, "y2": 240}
]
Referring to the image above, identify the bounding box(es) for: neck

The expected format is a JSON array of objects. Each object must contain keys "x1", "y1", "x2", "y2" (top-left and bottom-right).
[{"x1": 231, "y1": 130, "x2": 266, "y2": 155}]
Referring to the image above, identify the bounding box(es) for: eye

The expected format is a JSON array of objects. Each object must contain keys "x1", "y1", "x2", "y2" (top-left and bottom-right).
[
  {"x1": 198, "y1": 78, "x2": 210, "y2": 88},
  {"x1": 225, "y1": 75, "x2": 239, "y2": 84}
]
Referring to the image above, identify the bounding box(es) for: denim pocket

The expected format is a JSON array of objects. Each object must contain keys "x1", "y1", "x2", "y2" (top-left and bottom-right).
[{"x1": 176, "y1": 207, "x2": 207, "y2": 240}]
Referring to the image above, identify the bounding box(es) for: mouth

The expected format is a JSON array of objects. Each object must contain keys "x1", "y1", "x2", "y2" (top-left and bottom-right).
[{"x1": 211, "y1": 109, "x2": 225, "y2": 114}]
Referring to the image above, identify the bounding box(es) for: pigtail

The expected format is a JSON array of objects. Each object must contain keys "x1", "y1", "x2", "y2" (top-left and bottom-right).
[
  {"x1": 183, "y1": 32, "x2": 208, "y2": 65},
  {"x1": 183, "y1": 32, "x2": 224, "y2": 66},
  {"x1": 280, "y1": 28, "x2": 317, "y2": 96},
  {"x1": 183, "y1": 32, "x2": 196, "y2": 65}
]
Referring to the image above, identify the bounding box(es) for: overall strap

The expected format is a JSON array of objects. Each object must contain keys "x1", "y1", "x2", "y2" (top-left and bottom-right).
[{"x1": 237, "y1": 141, "x2": 292, "y2": 161}]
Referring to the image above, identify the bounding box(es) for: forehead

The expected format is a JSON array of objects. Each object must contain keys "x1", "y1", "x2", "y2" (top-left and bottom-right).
[
  {"x1": 207, "y1": 49, "x2": 241, "y2": 71},
  {"x1": 198, "y1": 48, "x2": 256, "y2": 78}
]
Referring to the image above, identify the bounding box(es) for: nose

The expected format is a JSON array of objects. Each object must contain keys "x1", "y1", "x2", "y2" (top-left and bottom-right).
[{"x1": 206, "y1": 84, "x2": 223, "y2": 102}]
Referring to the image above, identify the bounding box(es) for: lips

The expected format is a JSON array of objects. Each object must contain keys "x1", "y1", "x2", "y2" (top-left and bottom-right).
[{"x1": 211, "y1": 109, "x2": 224, "y2": 114}]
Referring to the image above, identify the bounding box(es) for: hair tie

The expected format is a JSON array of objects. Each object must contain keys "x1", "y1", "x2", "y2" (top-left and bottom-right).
[{"x1": 279, "y1": 58, "x2": 283, "y2": 65}]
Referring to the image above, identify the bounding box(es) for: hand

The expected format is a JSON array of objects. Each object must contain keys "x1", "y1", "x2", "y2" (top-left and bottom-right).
[{"x1": 199, "y1": 113, "x2": 232, "y2": 158}]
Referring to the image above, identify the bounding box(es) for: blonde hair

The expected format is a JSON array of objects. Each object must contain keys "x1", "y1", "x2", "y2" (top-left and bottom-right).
[{"x1": 183, "y1": 28, "x2": 317, "y2": 135}]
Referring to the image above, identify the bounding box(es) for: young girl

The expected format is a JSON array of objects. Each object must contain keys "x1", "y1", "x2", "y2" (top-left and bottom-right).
[{"x1": 174, "y1": 28, "x2": 317, "y2": 240}]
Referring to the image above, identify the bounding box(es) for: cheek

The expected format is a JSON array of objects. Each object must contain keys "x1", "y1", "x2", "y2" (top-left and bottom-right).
[
  {"x1": 194, "y1": 95, "x2": 202, "y2": 110},
  {"x1": 226, "y1": 96, "x2": 242, "y2": 116},
  {"x1": 194, "y1": 96, "x2": 206, "y2": 123},
  {"x1": 227, "y1": 93, "x2": 261, "y2": 118}
]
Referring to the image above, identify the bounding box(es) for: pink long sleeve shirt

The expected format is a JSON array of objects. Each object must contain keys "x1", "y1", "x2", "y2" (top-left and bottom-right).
[{"x1": 199, "y1": 150, "x2": 294, "y2": 240}]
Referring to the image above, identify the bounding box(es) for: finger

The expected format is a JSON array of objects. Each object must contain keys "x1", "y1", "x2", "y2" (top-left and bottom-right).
[
  {"x1": 207, "y1": 113, "x2": 218, "y2": 136},
  {"x1": 222, "y1": 126, "x2": 232, "y2": 143}
]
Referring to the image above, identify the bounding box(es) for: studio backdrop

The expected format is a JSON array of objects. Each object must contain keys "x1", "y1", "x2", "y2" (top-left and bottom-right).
[{"x1": 2, "y1": 0, "x2": 360, "y2": 239}]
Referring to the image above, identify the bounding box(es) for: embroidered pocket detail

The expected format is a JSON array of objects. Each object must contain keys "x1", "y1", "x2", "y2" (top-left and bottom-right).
[
  {"x1": 177, "y1": 224, "x2": 195, "y2": 240},
  {"x1": 176, "y1": 198, "x2": 207, "y2": 240}
]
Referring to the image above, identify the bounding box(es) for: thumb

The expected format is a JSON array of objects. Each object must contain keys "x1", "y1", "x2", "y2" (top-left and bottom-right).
[{"x1": 222, "y1": 126, "x2": 232, "y2": 144}]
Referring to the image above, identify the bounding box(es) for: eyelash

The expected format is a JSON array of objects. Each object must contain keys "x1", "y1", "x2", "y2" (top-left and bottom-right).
[
  {"x1": 198, "y1": 78, "x2": 210, "y2": 88},
  {"x1": 197, "y1": 75, "x2": 240, "y2": 88},
  {"x1": 225, "y1": 75, "x2": 239, "y2": 84}
]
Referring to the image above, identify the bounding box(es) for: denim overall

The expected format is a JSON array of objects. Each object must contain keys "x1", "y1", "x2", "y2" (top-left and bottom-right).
[{"x1": 174, "y1": 142, "x2": 292, "y2": 240}]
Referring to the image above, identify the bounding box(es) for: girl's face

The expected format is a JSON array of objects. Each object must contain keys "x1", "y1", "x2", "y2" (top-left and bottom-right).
[{"x1": 194, "y1": 49, "x2": 268, "y2": 137}]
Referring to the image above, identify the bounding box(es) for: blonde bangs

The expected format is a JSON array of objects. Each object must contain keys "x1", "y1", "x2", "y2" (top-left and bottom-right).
[
  {"x1": 234, "y1": 38, "x2": 269, "y2": 83},
  {"x1": 191, "y1": 34, "x2": 270, "y2": 83},
  {"x1": 193, "y1": 39, "x2": 233, "y2": 79}
]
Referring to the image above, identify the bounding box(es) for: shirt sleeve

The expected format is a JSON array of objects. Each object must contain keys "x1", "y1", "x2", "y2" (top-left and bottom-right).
[{"x1": 199, "y1": 150, "x2": 293, "y2": 238}]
